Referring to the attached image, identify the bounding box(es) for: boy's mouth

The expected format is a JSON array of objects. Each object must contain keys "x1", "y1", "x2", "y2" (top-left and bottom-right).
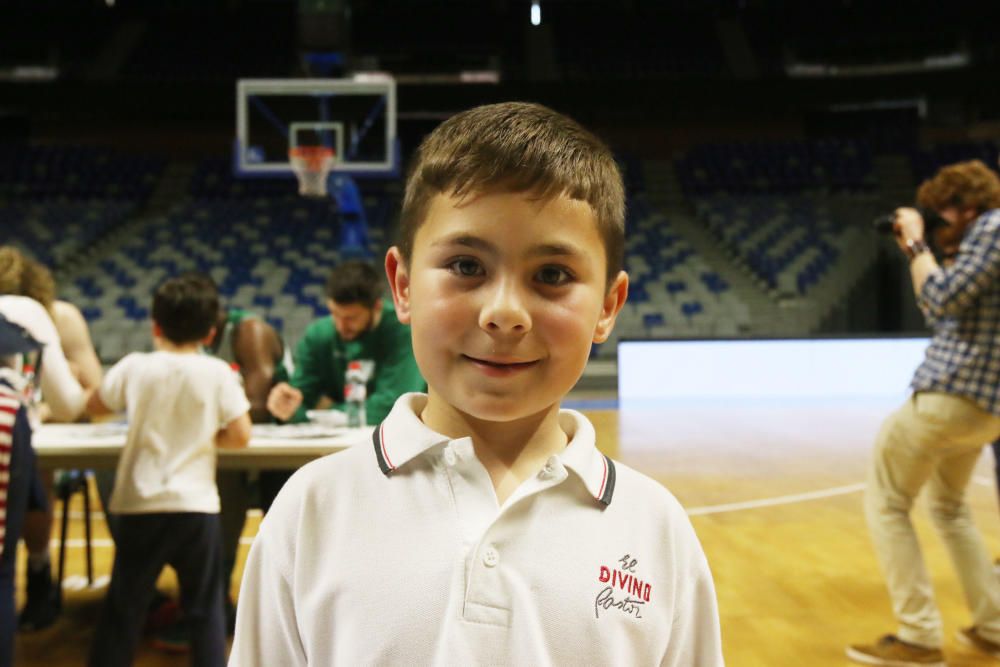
[{"x1": 462, "y1": 354, "x2": 540, "y2": 373}]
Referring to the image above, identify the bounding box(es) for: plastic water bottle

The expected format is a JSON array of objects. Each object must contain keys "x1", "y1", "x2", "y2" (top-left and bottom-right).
[{"x1": 344, "y1": 360, "x2": 367, "y2": 428}]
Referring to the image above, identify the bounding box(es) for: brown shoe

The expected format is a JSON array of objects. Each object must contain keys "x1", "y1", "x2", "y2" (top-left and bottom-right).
[
  {"x1": 846, "y1": 634, "x2": 945, "y2": 666},
  {"x1": 957, "y1": 626, "x2": 1000, "y2": 658}
]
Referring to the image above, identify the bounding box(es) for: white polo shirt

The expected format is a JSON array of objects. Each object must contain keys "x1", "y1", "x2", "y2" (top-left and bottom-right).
[{"x1": 231, "y1": 393, "x2": 723, "y2": 666}]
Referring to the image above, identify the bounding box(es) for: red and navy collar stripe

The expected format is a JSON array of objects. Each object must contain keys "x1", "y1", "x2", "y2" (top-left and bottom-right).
[
  {"x1": 596, "y1": 454, "x2": 616, "y2": 506},
  {"x1": 373, "y1": 422, "x2": 395, "y2": 475}
]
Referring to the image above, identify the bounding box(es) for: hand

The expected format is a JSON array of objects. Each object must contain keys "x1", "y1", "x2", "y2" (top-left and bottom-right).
[
  {"x1": 893, "y1": 207, "x2": 925, "y2": 254},
  {"x1": 266, "y1": 382, "x2": 303, "y2": 421}
]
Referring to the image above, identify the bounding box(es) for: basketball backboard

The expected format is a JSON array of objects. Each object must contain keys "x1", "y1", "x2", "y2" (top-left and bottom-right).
[{"x1": 234, "y1": 77, "x2": 397, "y2": 178}]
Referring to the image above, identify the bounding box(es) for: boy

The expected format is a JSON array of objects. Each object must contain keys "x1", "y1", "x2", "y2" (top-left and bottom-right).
[
  {"x1": 87, "y1": 274, "x2": 252, "y2": 667},
  {"x1": 231, "y1": 102, "x2": 724, "y2": 665},
  {"x1": 97, "y1": 272, "x2": 290, "y2": 652}
]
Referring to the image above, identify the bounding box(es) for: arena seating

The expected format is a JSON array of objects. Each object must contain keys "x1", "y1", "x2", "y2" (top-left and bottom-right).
[
  {"x1": 600, "y1": 191, "x2": 751, "y2": 355},
  {"x1": 0, "y1": 145, "x2": 164, "y2": 201},
  {"x1": 60, "y1": 182, "x2": 396, "y2": 361},
  {"x1": 676, "y1": 139, "x2": 875, "y2": 196},
  {"x1": 0, "y1": 144, "x2": 163, "y2": 270},
  {"x1": 693, "y1": 195, "x2": 848, "y2": 296},
  {"x1": 0, "y1": 201, "x2": 137, "y2": 270}
]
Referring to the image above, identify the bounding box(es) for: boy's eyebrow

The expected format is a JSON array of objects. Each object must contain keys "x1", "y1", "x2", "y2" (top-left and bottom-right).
[
  {"x1": 434, "y1": 235, "x2": 586, "y2": 258},
  {"x1": 527, "y1": 242, "x2": 585, "y2": 258},
  {"x1": 434, "y1": 234, "x2": 496, "y2": 253}
]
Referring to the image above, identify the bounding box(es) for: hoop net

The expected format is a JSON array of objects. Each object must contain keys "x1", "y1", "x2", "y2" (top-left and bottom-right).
[{"x1": 289, "y1": 146, "x2": 336, "y2": 197}]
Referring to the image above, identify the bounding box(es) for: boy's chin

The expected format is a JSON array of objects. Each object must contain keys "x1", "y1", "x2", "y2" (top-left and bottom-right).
[{"x1": 453, "y1": 394, "x2": 560, "y2": 424}]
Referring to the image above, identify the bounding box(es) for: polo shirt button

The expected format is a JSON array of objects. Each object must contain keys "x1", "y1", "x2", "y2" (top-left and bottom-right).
[
  {"x1": 539, "y1": 463, "x2": 555, "y2": 479},
  {"x1": 443, "y1": 448, "x2": 457, "y2": 466},
  {"x1": 483, "y1": 546, "x2": 500, "y2": 568}
]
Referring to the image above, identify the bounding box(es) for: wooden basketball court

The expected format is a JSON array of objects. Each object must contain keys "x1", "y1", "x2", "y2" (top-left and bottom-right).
[{"x1": 16, "y1": 400, "x2": 1000, "y2": 666}]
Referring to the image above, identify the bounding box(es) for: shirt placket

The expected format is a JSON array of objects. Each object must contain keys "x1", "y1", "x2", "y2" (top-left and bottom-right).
[{"x1": 441, "y1": 440, "x2": 569, "y2": 627}]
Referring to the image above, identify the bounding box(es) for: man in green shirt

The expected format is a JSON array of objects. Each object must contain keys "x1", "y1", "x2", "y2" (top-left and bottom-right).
[{"x1": 267, "y1": 260, "x2": 425, "y2": 425}]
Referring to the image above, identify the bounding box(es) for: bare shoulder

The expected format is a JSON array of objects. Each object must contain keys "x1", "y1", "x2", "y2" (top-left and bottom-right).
[
  {"x1": 234, "y1": 316, "x2": 282, "y2": 358},
  {"x1": 50, "y1": 300, "x2": 88, "y2": 339},
  {"x1": 238, "y1": 316, "x2": 278, "y2": 340}
]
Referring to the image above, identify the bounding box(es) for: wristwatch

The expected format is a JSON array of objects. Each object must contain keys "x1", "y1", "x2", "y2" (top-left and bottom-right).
[{"x1": 904, "y1": 238, "x2": 931, "y2": 261}]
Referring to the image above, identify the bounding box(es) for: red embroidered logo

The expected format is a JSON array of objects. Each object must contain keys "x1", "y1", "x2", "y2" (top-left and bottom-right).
[{"x1": 595, "y1": 554, "x2": 651, "y2": 619}]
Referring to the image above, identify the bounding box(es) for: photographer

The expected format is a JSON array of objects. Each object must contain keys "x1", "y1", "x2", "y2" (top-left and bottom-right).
[{"x1": 848, "y1": 160, "x2": 1000, "y2": 665}]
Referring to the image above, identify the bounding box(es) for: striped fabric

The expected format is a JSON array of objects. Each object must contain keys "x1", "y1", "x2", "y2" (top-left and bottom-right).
[
  {"x1": 0, "y1": 385, "x2": 20, "y2": 558},
  {"x1": 912, "y1": 209, "x2": 1000, "y2": 416}
]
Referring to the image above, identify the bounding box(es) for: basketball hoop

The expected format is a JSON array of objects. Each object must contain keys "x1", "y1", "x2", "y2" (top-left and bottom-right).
[{"x1": 289, "y1": 146, "x2": 336, "y2": 197}]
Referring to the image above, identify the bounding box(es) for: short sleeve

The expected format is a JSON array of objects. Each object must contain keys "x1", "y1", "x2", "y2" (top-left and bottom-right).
[
  {"x1": 99, "y1": 354, "x2": 135, "y2": 414},
  {"x1": 217, "y1": 363, "x2": 251, "y2": 427}
]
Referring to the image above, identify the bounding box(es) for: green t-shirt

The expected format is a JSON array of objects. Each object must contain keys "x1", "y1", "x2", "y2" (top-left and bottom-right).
[{"x1": 288, "y1": 301, "x2": 425, "y2": 424}]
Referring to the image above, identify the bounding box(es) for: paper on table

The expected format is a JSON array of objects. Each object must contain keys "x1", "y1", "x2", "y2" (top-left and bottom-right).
[
  {"x1": 306, "y1": 409, "x2": 349, "y2": 428},
  {"x1": 49, "y1": 422, "x2": 129, "y2": 438},
  {"x1": 251, "y1": 423, "x2": 349, "y2": 439}
]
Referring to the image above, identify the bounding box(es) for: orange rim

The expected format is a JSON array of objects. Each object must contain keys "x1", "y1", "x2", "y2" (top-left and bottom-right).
[{"x1": 289, "y1": 146, "x2": 336, "y2": 170}]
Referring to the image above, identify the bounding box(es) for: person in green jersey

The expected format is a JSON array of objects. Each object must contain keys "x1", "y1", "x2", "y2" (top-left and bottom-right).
[{"x1": 267, "y1": 260, "x2": 425, "y2": 425}]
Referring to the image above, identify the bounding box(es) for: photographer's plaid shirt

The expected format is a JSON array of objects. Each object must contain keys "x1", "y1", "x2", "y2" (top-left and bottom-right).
[{"x1": 912, "y1": 208, "x2": 1000, "y2": 415}]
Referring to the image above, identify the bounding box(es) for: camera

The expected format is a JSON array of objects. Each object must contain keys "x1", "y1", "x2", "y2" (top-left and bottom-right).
[{"x1": 872, "y1": 207, "x2": 947, "y2": 235}]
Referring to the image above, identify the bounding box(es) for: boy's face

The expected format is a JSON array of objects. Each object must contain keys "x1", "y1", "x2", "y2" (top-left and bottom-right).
[{"x1": 386, "y1": 190, "x2": 627, "y2": 424}]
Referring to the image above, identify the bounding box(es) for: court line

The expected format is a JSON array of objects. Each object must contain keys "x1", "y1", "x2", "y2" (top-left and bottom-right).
[
  {"x1": 687, "y1": 473, "x2": 1000, "y2": 517},
  {"x1": 686, "y1": 482, "x2": 866, "y2": 516}
]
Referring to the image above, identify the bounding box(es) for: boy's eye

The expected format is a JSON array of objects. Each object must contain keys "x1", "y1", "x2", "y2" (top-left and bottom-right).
[
  {"x1": 447, "y1": 258, "x2": 485, "y2": 277},
  {"x1": 536, "y1": 266, "x2": 573, "y2": 286}
]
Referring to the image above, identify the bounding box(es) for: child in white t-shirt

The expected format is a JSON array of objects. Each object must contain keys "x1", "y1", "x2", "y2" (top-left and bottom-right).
[{"x1": 87, "y1": 274, "x2": 251, "y2": 667}]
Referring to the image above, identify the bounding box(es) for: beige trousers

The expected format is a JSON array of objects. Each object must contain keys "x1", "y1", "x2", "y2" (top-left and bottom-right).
[{"x1": 866, "y1": 391, "x2": 1000, "y2": 647}]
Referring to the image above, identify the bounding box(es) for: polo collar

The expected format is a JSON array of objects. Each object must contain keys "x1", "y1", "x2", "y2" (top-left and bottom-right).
[
  {"x1": 372, "y1": 393, "x2": 450, "y2": 474},
  {"x1": 556, "y1": 409, "x2": 617, "y2": 506},
  {"x1": 372, "y1": 394, "x2": 616, "y2": 506}
]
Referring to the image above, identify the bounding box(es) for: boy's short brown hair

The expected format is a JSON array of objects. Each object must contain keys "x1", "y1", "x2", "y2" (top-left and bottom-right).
[
  {"x1": 917, "y1": 159, "x2": 1000, "y2": 214},
  {"x1": 152, "y1": 273, "x2": 220, "y2": 344},
  {"x1": 398, "y1": 102, "x2": 625, "y2": 283}
]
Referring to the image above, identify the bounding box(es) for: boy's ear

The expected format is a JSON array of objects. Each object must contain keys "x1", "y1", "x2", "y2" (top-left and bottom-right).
[
  {"x1": 593, "y1": 270, "x2": 628, "y2": 344},
  {"x1": 385, "y1": 247, "x2": 412, "y2": 324}
]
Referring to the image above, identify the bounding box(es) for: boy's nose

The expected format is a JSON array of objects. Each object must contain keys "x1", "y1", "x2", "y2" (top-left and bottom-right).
[{"x1": 479, "y1": 280, "x2": 531, "y2": 334}]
